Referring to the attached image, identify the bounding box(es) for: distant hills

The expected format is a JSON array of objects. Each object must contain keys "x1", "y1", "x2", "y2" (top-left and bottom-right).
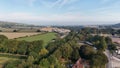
[
  {"x1": 111, "y1": 23, "x2": 120, "y2": 28},
  {"x1": 0, "y1": 21, "x2": 35, "y2": 28},
  {"x1": 0, "y1": 21, "x2": 120, "y2": 28}
]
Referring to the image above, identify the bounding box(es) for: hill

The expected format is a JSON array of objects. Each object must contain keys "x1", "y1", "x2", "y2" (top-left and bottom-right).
[
  {"x1": 111, "y1": 23, "x2": 120, "y2": 28},
  {"x1": 0, "y1": 21, "x2": 35, "y2": 28}
]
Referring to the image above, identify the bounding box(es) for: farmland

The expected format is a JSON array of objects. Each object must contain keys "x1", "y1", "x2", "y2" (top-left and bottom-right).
[
  {"x1": 17, "y1": 32, "x2": 57, "y2": 46},
  {"x1": 0, "y1": 32, "x2": 41, "y2": 39},
  {"x1": 0, "y1": 32, "x2": 57, "y2": 46}
]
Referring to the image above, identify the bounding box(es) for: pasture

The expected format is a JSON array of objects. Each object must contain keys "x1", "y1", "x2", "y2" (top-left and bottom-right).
[{"x1": 17, "y1": 32, "x2": 57, "y2": 46}]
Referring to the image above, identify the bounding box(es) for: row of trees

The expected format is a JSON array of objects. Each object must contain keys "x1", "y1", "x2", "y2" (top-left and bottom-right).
[{"x1": 0, "y1": 36, "x2": 43, "y2": 56}]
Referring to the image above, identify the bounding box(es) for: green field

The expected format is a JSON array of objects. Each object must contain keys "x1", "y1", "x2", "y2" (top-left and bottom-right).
[
  {"x1": 0, "y1": 57, "x2": 18, "y2": 68},
  {"x1": 17, "y1": 32, "x2": 57, "y2": 46}
]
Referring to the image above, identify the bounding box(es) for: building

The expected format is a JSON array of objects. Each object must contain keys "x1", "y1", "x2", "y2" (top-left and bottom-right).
[
  {"x1": 40, "y1": 27, "x2": 53, "y2": 32},
  {"x1": 112, "y1": 37, "x2": 120, "y2": 44},
  {"x1": 40, "y1": 27, "x2": 71, "y2": 33}
]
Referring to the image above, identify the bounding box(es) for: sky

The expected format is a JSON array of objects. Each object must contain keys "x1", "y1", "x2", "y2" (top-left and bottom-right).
[{"x1": 0, "y1": 0, "x2": 120, "y2": 25}]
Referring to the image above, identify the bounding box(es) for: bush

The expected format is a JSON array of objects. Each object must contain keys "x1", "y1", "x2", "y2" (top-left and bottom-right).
[
  {"x1": 13, "y1": 30, "x2": 18, "y2": 32},
  {"x1": 0, "y1": 30, "x2": 2, "y2": 32}
]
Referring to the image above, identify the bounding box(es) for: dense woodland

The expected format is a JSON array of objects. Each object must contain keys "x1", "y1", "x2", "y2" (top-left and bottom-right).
[{"x1": 0, "y1": 27, "x2": 118, "y2": 68}]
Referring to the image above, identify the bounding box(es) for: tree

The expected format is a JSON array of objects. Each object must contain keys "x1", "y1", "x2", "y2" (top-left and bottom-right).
[
  {"x1": 60, "y1": 43, "x2": 73, "y2": 59},
  {"x1": 39, "y1": 48, "x2": 48, "y2": 56},
  {"x1": 13, "y1": 29, "x2": 18, "y2": 32},
  {"x1": 71, "y1": 47, "x2": 80, "y2": 62},
  {"x1": 47, "y1": 55, "x2": 57, "y2": 64},
  {"x1": 0, "y1": 35, "x2": 8, "y2": 43},
  {"x1": 26, "y1": 56, "x2": 35, "y2": 66},
  {"x1": 29, "y1": 51, "x2": 39, "y2": 60},
  {"x1": 108, "y1": 44, "x2": 117, "y2": 53},
  {"x1": 39, "y1": 59, "x2": 50, "y2": 68},
  {"x1": 17, "y1": 41, "x2": 28, "y2": 55},
  {"x1": 79, "y1": 45, "x2": 96, "y2": 60},
  {"x1": 36, "y1": 29, "x2": 41, "y2": 32},
  {"x1": 90, "y1": 52, "x2": 108, "y2": 68},
  {"x1": 5, "y1": 40, "x2": 18, "y2": 53},
  {"x1": 105, "y1": 37, "x2": 112, "y2": 45},
  {"x1": 31, "y1": 40, "x2": 44, "y2": 53},
  {"x1": 98, "y1": 37, "x2": 107, "y2": 51}
]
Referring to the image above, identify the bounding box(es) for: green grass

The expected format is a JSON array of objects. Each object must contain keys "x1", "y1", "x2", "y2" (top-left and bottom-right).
[
  {"x1": 0, "y1": 53, "x2": 26, "y2": 68},
  {"x1": 0, "y1": 57, "x2": 19, "y2": 68},
  {"x1": 17, "y1": 32, "x2": 57, "y2": 46},
  {"x1": 0, "y1": 57, "x2": 18, "y2": 64}
]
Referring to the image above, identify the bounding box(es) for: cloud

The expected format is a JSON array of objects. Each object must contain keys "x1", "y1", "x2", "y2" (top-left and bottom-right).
[
  {"x1": 12, "y1": 0, "x2": 37, "y2": 6},
  {"x1": 38, "y1": 0, "x2": 79, "y2": 8}
]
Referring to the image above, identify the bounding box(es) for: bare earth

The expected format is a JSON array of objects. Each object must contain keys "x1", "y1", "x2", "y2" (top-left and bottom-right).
[{"x1": 0, "y1": 32, "x2": 41, "y2": 39}]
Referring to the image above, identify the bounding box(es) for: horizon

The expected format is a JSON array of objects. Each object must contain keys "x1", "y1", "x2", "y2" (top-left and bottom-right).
[
  {"x1": 1, "y1": 21, "x2": 119, "y2": 26},
  {"x1": 0, "y1": 0, "x2": 120, "y2": 25}
]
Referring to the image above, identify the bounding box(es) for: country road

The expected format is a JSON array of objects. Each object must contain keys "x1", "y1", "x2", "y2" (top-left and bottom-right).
[
  {"x1": 104, "y1": 50, "x2": 112, "y2": 68},
  {"x1": 104, "y1": 50, "x2": 120, "y2": 68}
]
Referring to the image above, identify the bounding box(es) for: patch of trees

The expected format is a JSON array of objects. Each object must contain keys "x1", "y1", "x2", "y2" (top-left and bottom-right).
[
  {"x1": 87, "y1": 35, "x2": 107, "y2": 51},
  {"x1": 36, "y1": 29, "x2": 41, "y2": 32},
  {"x1": 86, "y1": 35, "x2": 117, "y2": 52},
  {"x1": 0, "y1": 39, "x2": 43, "y2": 56},
  {"x1": 0, "y1": 35, "x2": 8, "y2": 43},
  {"x1": 13, "y1": 29, "x2": 18, "y2": 32},
  {"x1": 79, "y1": 45, "x2": 108, "y2": 68}
]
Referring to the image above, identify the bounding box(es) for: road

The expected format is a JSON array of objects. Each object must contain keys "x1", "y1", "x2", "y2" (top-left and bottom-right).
[
  {"x1": 104, "y1": 50, "x2": 112, "y2": 68},
  {"x1": 105, "y1": 50, "x2": 120, "y2": 68}
]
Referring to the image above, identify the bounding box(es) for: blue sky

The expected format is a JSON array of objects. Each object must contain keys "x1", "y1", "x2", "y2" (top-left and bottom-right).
[{"x1": 0, "y1": 0, "x2": 120, "y2": 25}]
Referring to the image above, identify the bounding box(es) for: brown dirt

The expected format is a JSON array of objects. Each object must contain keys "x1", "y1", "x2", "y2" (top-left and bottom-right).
[{"x1": 0, "y1": 32, "x2": 41, "y2": 39}]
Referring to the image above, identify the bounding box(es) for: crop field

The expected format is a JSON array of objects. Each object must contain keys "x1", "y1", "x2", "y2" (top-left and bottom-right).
[
  {"x1": 17, "y1": 32, "x2": 57, "y2": 46},
  {"x1": 0, "y1": 32, "x2": 41, "y2": 39}
]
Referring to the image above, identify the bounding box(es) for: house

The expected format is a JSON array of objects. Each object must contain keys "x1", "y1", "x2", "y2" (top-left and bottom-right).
[
  {"x1": 40, "y1": 27, "x2": 53, "y2": 32},
  {"x1": 111, "y1": 37, "x2": 120, "y2": 44},
  {"x1": 40, "y1": 27, "x2": 71, "y2": 33}
]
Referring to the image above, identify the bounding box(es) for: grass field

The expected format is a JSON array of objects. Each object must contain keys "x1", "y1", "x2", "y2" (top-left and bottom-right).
[
  {"x1": 17, "y1": 32, "x2": 57, "y2": 46},
  {"x1": 0, "y1": 53, "x2": 27, "y2": 68},
  {"x1": 0, "y1": 57, "x2": 18, "y2": 68}
]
